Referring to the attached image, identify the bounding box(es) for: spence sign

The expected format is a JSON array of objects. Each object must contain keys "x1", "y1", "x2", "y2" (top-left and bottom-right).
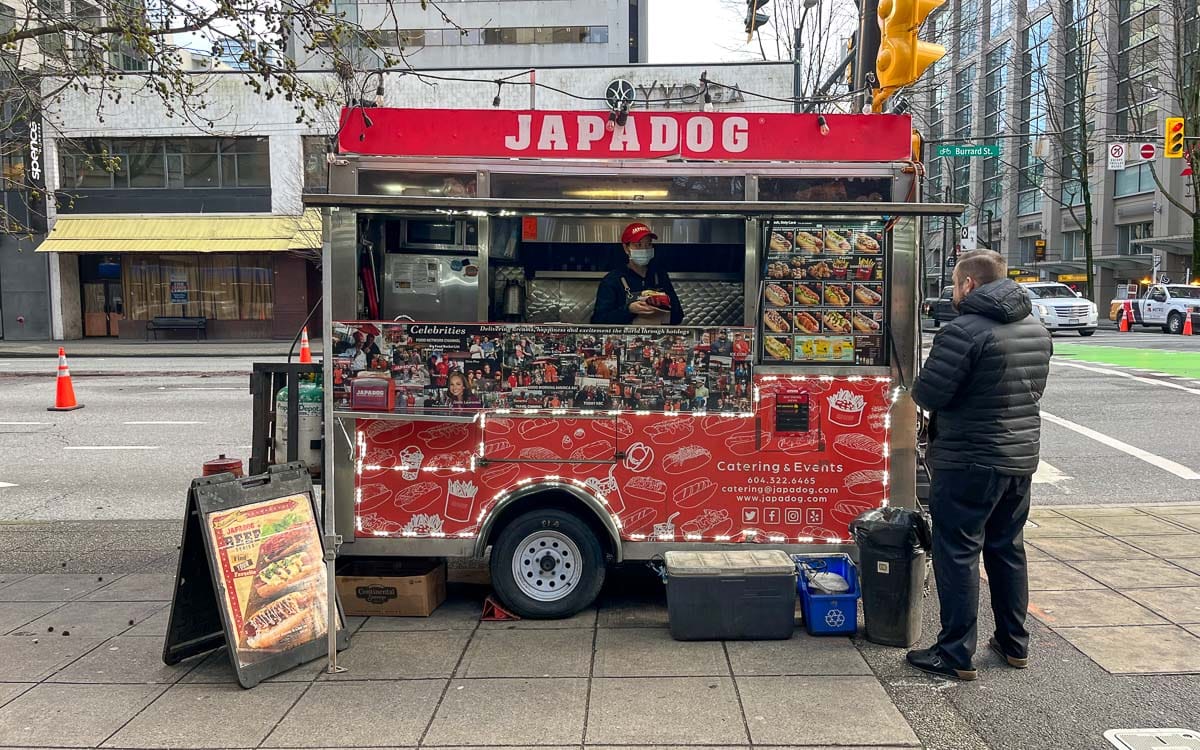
[{"x1": 338, "y1": 108, "x2": 913, "y2": 162}]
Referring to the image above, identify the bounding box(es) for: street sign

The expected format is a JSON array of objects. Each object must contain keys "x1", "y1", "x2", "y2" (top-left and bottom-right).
[
  {"x1": 960, "y1": 225, "x2": 978, "y2": 251},
  {"x1": 1139, "y1": 143, "x2": 1156, "y2": 160},
  {"x1": 935, "y1": 144, "x2": 1001, "y2": 158},
  {"x1": 1108, "y1": 143, "x2": 1127, "y2": 170},
  {"x1": 945, "y1": 255, "x2": 957, "y2": 269}
]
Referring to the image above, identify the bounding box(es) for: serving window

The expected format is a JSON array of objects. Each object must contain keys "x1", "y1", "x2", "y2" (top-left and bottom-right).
[{"x1": 759, "y1": 219, "x2": 888, "y2": 366}]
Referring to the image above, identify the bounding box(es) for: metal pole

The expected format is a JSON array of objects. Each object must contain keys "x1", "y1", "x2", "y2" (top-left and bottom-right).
[{"x1": 985, "y1": 209, "x2": 993, "y2": 248}]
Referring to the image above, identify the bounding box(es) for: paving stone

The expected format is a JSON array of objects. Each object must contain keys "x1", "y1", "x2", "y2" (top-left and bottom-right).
[
  {"x1": 357, "y1": 597, "x2": 481, "y2": 632},
  {"x1": 1028, "y1": 589, "x2": 1166, "y2": 627},
  {"x1": 738, "y1": 675, "x2": 920, "y2": 746},
  {"x1": 18, "y1": 601, "x2": 164, "y2": 641},
  {"x1": 1054, "y1": 506, "x2": 1144, "y2": 518},
  {"x1": 594, "y1": 627, "x2": 727, "y2": 677},
  {"x1": 1028, "y1": 537, "x2": 1151, "y2": 561},
  {"x1": 1023, "y1": 561, "x2": 1106, "y2": 592},
  {"x1": 1160, "y1": 513, "x2": 1200, "y2": 533},
  {"x1": 1080, "y1": 515, "x2": 1194, "y2": 536},
  {"x1": 0, "y1": 683, "x2": 33, "y2": 709},
  {"x1": 459, "y1": 628, "x2": 592, "y2": 678},
  {"x1": 83, "y1": 574, "x2": 174, "y2": 602},
  {"x1": 0, "y1": 601, "x2": 60, "y2": 635},
  {"x1": 49, "y1": 636, "x2": 195, "y2": 684},
  {"x1": 181, "y1": 648, "x2": 328, "y2": 684},
  {"x1": 597, "y1": 594, "x2": 670, "y2": 628},
  {"x1": 263, "y1": 680, "x2": 444, "y2": 747},
  {"x1": 1165, "y1": 558, "x2": 1200, "y2": 576},
  {"x1": 121, "y1": 605, "x2": 171, "y2": 637},
  {"x1": 104, "y1": 682, "x2": 306, "y2": 748},
  {"x1": 726, "y1": 634, "x2": 871, "y2": 676},
  {"x1": 1027, "y1": 508, "x2": 1065, "y2": 518},
  {"x1": 1068, "y1": 560, "x2": 1200, "y2": 589},
  {"x1": 1056, "y1": 625, "x2": 1200, "y2": 674},
  {"x1": 586, "y1": 676, "x2": 748, "y2": 746},
  {"x1": 1024, "y1": 545, "x2": 1052, "y2": 562},
  {"x1": 0, "y1": 634, "x2": 106, "y2": 681},
  {"x1": 0, "y1": 683, "x2": 162, "y2": 748},
  {"x1": 478, "y1": 606, "x2": 597, "y2": 629},
  {"x1": 1145, "y1": 504, "x2": 1200, "y2": 516},
  {"x1": 425, "y1": 678, "x2": 587, "y2": 746},
  {"x1": 1120, "y1": 534, "x2": 1200, "y2": 558},
  {"x1": 320, "y1": 630, "x2": 470, "y2": 680},
  {"x1": 61, "y1": 550, "x2": 175, "y2": 574},
  {"x1": 1024, "y1": 517, "x2": 1104, "y2": 538},
  {"x1": 1122, "y1": 586, "x2": 1200, "y2": 624},
  {"x1": 0, "y1": 574, "x2": 31, "y2": 590},
  {"x1": 0, "y1": 573, "x2": 113, "y2": 602}
]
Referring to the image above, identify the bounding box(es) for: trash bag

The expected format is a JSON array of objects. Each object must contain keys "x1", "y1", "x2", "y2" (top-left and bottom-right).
[{"x1": 849, "y1": 506, "x2": 932, "y2": 552}]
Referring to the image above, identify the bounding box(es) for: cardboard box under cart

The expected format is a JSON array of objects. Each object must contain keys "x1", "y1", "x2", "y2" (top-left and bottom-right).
[{"x1": 664, "y1": 550, "x2": 797, "y2": 640}]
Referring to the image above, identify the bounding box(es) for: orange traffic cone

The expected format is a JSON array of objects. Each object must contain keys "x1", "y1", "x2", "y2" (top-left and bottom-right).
[
  {"x1": 1119, "y1": 301, "x2": 1132, "y2": 332},
  {"x1": 1184, "y1": 312, "x2": 1194, "y2": 336},
  {"x1": 298, "y1": 327, "x2": 313, "y2": 363},
  {"x1": 48, "y1": 347, "x2": 84, "y2": 411}
]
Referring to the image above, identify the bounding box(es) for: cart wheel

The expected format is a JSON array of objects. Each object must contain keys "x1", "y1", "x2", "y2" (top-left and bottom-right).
[{"x1": 490, "y1": 508, "x2": 606, "y2": 619}]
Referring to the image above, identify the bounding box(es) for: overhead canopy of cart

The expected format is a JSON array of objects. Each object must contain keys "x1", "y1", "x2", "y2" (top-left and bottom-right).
[
  {"x1": 36, "y1": 209, "x2": 322, "y2": 253},
  {"x1": 303, "y1": 194, "x2": 967, "y2": 217}
]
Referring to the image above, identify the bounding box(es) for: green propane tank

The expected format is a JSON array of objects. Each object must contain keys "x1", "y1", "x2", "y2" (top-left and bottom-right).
[{"x1": 275, "y1": 379, "x2": 323, "y2": 475}]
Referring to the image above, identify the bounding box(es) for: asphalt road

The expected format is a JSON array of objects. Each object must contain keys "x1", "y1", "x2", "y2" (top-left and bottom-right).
[{"x1": 1, "y1": 331, "x2": 1198, "y2": 521}]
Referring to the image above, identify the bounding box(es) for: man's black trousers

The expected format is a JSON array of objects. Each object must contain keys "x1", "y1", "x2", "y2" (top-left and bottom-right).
[{"x1": 929, "y1": 464, "x2": 1033, "y2": 668}]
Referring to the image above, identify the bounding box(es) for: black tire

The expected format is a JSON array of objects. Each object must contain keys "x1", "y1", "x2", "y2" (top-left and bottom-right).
[
  {"x1": 1167, "y1": 313, "x2": 1184, "y2": 335},
  {"x1": 489, "y1": 508, "x2": 606, "y2": 619},
  {"x1": 1078, "y1": 329, "x2": 1095, "y2": 337}
]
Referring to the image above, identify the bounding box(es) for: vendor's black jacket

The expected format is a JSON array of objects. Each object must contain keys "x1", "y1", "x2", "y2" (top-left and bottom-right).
[
  {"x1": 913, "y1": 279, "x2": 1052, "y2": 476},
  {"x1": 591, "y1": 262, "x2": 684, "y2": 325}
]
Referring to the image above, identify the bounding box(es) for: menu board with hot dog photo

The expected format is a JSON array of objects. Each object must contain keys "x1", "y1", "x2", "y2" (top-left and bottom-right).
[
  {"x1": 207, "y1": 493, "x2": 329, "y2": 669},
  {"x1": 759, "y1": 220, "x2": 888, "y2": 365}
]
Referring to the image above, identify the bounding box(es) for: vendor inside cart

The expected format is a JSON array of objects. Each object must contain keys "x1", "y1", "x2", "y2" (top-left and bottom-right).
[{"x1": 591, "y1": 222, "x2": 684, "y2": 326}]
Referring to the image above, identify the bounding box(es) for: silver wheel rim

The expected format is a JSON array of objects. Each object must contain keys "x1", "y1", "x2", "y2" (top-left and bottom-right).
[
  {"x1": 1170, "y1": 316, "x2": 1182, "y2": 333},
  {"x1": 512, "y1": 530, "x2": 583, "y2": 602}
]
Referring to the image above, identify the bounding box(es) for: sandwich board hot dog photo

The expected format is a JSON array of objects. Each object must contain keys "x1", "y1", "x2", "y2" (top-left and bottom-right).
[{"x1": 163, "y1": 463, "x2": 347, "y2": 689}]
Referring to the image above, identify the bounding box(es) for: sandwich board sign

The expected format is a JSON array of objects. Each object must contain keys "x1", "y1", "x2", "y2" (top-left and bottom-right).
[{"x1": 163, "y1": 463, "x2": 347, "y2": 688}]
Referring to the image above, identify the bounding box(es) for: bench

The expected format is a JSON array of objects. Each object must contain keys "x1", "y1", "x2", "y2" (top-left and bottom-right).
[{"x1": 145, "y1": 316, "x2": 208, "y2": 341}]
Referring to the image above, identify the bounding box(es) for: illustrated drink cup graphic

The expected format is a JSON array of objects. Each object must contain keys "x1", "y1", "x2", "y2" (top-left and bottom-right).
[
  {"x1": 399, "y1": 446, "x2": 424, "y2": 481},
  {"x1": 585, "y1": 466, "x2": 625, "y2": 513}
]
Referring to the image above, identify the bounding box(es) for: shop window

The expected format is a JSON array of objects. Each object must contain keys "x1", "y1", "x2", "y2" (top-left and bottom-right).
[
  {"x1": 1114, "y1": 162, "x2": 1154, "y2": 196},
  {"x1": 57, "y1": 137, "x2": 269, "y2": 191},
  {"x1": 490, "y1": 173, "x2": 744, "y2": 201},
  {"x1": 358, "y1": 170, "x2": 477, "y2": 197},
  {"x1": 302, "y1": 136, "x2": 330, "y2": 192},
  {"x1": 122, "y1": 253, "x2": 275, "y2": 321},
  {"x1": 1116, "y1": 221, "x2": 1153, "y2": 255}
]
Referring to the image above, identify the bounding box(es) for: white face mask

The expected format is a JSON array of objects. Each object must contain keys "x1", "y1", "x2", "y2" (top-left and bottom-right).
[{"x1": 630, "y1": 248, "x2": 654, "y2": 266}]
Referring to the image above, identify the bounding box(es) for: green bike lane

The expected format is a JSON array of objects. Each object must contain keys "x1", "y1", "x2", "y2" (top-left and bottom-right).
[{"x1": 1054, "y1": 343, "x2": 1200, "y2": 379}]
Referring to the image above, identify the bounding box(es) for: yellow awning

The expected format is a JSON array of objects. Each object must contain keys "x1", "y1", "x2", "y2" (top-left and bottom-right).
[{"x1": 36, "y1": 210, "x2": 322, "y2": 254}]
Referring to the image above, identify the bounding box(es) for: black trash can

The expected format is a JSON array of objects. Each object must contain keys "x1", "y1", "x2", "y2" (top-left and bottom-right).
[{"x1": 851, "y1": 507, "x2": 932, "y2": 647}]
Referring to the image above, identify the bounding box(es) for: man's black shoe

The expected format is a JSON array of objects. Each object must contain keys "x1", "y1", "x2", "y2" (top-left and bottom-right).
[
  {"x1": 988, "y1": 637, "x2": 1029, "y2": 669},
  {"x1": 905, "y1": 648, "x2": 978, "y2": 681}
]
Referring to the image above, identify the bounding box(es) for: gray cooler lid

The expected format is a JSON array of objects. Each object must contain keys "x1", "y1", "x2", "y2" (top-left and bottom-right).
[{"x1": 664, "y1": 550, "x2": 796, "y2": 577}]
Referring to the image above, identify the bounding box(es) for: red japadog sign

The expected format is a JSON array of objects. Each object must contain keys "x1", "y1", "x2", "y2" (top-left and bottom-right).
[{"x1": 338, "y1": 108, "x2": 913, "y2": 162}]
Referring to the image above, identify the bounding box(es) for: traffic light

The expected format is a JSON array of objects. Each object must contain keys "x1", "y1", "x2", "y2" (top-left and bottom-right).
[
  {"x1": 873, "y1": 0, "x2": 946, "y2": 112},
  {"x1": 1165, "y1": 117, "x2": 1185, "y2": 159},
  {"x1": 745, "y1": 0, "x2": 770, "y2": 39}
]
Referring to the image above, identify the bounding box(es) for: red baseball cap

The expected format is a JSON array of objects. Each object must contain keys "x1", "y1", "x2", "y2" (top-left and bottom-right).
[{"x1": 621, "y1": 222, "x2": 658, "y2": 244}]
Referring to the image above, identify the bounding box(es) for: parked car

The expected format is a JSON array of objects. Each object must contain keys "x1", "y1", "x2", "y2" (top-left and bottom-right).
[
  {"x1": 1109, "y1": 283, "x2": 1200, "y2": 334},
  {"x1": 1021, "y1": 282, "x2": 1098, "y2": 336},
  {"x1": 922, "y1": 286, "x2": 956, "y2": 326}
]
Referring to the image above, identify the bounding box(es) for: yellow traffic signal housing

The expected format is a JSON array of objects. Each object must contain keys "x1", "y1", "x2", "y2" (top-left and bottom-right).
[
  {"x1": 874, "y1": 0, "x2": 946, "y2": 111},
  {"x1": 1165, "y1": 117, "x2": 1185, "y2": 158}
]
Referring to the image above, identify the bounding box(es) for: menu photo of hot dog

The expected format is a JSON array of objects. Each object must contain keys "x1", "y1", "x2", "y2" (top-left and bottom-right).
[
  {"x1": 206, "y1": 493, "x2": 329, "y2": 668},
  {"x1": 852, "y1": 283, "x2": 883, "y2": 307}
]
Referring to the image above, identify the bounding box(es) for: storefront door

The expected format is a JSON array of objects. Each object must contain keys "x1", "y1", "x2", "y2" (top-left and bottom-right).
[{"x1": 82, "y1": 280, "x2": 124, "y2": 337}]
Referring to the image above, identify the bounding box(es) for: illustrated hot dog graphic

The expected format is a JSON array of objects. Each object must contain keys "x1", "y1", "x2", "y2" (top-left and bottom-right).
[
  {"x1": 763, "y1": 336, "x2": 792, "y2": 360},
  {"x1": 794, "y1": 283, "x2": 821, "y2": 306},
  {"x1": 764, "y1": 309, "x2": 791, "y2": 333},
  {"x1": 852, "y1": 311, "x2": 881, "y2": 333},
  {"x1": 793, "y1": 311, "x2": 821, "y2": 334},
  {"x1": 795, "y1": 231, "x2": 822, "y2": 254},
  {"x1": 674, "y1": 477, "x2": 718, "y2": 508},
  {"x1": 243, "y1": 590, "x2": 314, "y2": 650},
  {"x1": 824, "y1": 284, "x2": 851, "y2": 307},
  {"x1": 393, "y1": 481, "x2": 443, "y2": 511}
]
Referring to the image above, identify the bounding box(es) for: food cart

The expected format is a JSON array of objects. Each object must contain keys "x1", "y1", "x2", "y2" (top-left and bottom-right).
[{"x1": 308, "y1": 107, "x2": 963, "y2": 619}]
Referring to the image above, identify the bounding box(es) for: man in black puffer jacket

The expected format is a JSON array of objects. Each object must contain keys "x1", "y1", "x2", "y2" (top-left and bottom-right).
[{"x1": 907, "y1": 250, "x2": 1052, "y2": 681}]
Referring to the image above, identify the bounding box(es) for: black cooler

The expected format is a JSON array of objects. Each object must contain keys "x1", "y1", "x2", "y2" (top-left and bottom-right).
[{"x1": 664, "y1": 550, "x2": 797, "y2": 641}]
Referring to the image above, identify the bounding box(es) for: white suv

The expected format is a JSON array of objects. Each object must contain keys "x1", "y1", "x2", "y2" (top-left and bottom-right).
[{"x1": 1021, "y1": 283, "x2": 1098, "y2": 336}]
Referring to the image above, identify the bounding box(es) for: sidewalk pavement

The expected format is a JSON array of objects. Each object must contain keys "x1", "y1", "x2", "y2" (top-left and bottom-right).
[
  {"x1": 0, "y1": 339, "x2": 324, "y2": 359},
  {"x1": 0, "y1": 505, "x2": 1198, "y2": 749}
]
